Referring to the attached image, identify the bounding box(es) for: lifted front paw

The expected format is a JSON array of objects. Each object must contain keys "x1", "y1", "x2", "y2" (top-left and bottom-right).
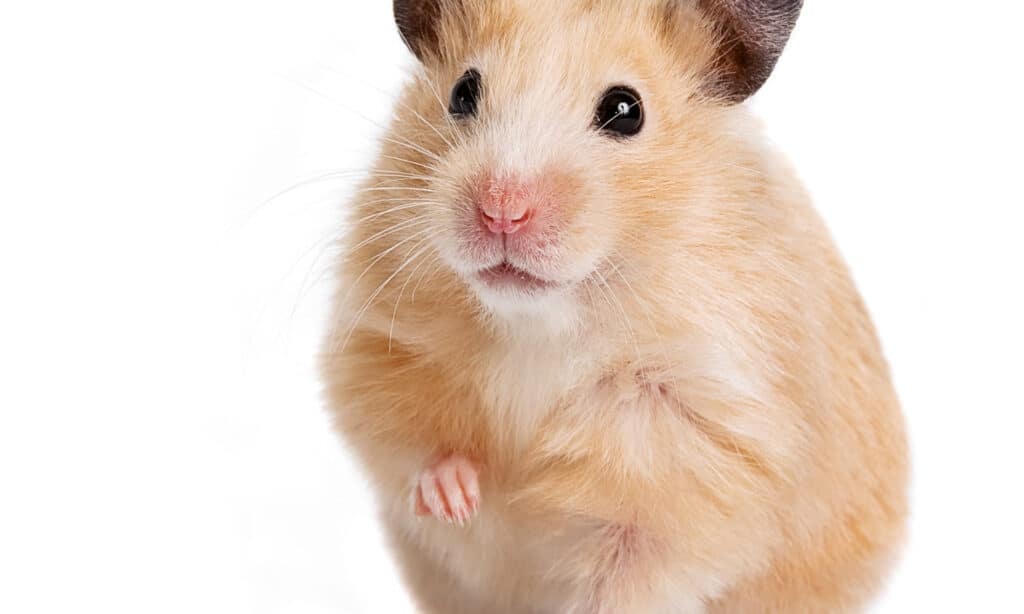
[{"x1": 414, "y1": 453, "x2": 480, "y2": 526}]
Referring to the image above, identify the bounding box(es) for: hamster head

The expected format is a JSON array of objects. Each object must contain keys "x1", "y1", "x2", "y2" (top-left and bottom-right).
[{"x1": 358, "y1": 0, "x2": 801, "y2": 330}]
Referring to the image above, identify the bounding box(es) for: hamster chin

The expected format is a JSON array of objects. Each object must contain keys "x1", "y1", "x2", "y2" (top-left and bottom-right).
[{"x1": 464, "y1": 267, "x2": 582, "y2": 333}]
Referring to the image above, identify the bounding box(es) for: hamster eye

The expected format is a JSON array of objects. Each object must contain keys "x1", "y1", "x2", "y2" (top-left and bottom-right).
[
  {"x1": 449, "y1": 69, "x2": 482, "y2": 118},
  {"x1": 595, "y1": 87, "x2": 644, "y2": 137}
]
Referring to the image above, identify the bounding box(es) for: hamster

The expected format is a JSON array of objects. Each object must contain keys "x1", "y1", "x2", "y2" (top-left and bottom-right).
[{"x1": 321, "y1": 1, "x2": 909, "y2": 612}]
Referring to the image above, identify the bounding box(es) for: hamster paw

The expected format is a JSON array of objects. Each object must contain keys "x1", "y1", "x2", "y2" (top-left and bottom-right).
[{"x1": 414, "y1": 453, "x2": 480, "y2": 526}]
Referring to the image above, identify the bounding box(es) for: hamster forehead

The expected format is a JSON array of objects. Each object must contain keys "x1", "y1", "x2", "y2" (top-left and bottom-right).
[
  {"x1": 463, "y1": 51, "x2": 647, "y2": 139},
  {"x1": 425, "y1": 0, "x2": 710, "y2": 129},
  {"x1": 424, "y1": 3, "x2": 682, "y2": 182}
]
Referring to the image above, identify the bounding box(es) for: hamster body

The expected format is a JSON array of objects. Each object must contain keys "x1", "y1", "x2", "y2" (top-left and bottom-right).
[{"x1": 322, "y1": 1, "x2": 909, "y2": 612}]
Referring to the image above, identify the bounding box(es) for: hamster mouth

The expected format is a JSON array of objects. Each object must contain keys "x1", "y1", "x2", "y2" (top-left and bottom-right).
[{"x1": 475, "y1": 261, "x2": 558, "y2": 294}]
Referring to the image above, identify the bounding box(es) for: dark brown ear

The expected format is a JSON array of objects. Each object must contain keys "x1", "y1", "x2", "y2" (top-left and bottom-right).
[
  {"x1": 394, "y1": 0, "x2": 450, "y2": 61},
  {"x1": 695, "y1": 0, "x2": 803, "y2": 102}
]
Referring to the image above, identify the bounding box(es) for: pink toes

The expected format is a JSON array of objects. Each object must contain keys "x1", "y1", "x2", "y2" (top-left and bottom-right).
[{"x1": 414, "y1": 453, "x2": 481, "y2": 526}]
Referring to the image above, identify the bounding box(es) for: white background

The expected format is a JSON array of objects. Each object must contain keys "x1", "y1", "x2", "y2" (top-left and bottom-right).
[{"x1": 1, "y1": 1, "x2": 1022, "y2": 612}]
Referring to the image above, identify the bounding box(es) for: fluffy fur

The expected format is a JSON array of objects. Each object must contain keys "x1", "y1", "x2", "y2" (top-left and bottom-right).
[{"x1": 321, "y1": 1, "x2": 909, "y2": 612}]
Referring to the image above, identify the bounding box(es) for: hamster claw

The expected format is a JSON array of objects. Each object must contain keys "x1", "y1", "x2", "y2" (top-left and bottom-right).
[{"x1": 414, "y1": 453, "x2": 480, "y2": 526}]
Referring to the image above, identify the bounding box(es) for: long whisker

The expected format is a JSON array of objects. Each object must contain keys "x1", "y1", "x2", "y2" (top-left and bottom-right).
[
  {"x1": 418, "y1": 70, "x2": 469, "y2": 149},
  {"x1": 411, "y1": 255, "x2": 446, "y2": 304},
  {"x1": 387, "y1": 247, "x2": 439, "y2": 352},
  {"x1": 317, "y1": 61, "x2": 460, "y2": 153},
  {"x1": 351, "y1": 200, "x2": 441, "y2": 226},
  {"x1": 380, "y1": 153, "x2": 439, "y2": 174},
  {"x1": 289, "y1": 234, "x2": 344, "y2": 325},
  {"x1": 249, "y1": 226, "x2": 342, "y2": 351},
  {"x1": 259, "y1": 169, "x2": 367, "y2": 207},
  {"x1": 604, "y1": 254, "x2": 661, "y2": 335},
  {"x1": 593, "y1": 267, "x2": 647, "y2": 386},
  {"x1": 254, "y1": 169, "x2": 434, "y2": 214},
  {"x1": 604, "y1": 253, "x2": 674, "y2": 372},
  {"x1": 349, "y1": 216, "x2": 434, "y2": 253},
  {"x1": 337, "y1": 235, "x2": 436, "y2": 353},
  {"x1": 282, "y1": 75, "x2": 445, "y2": 165},
  {"x1": 329, "y1": 224, "x2": 438, "y2": 341},
  {"x1": 353, "y1": 186, "x2": 436, "y2": 195}
]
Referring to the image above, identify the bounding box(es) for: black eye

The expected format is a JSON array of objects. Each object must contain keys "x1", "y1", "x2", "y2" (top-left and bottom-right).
[
  {"x1": 595, "y1": 86, "x2": 644, "y2": 137},
  {"x1": 449, "y1": 69, "x2": 482, "y2": 118}
]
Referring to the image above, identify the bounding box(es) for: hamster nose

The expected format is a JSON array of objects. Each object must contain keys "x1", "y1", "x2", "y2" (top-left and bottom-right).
[
  {"x1": 480, "y1": 206, "x2": 532, "y2": 235},
  {"x1": 477, "y1": 176, "x2": 534, "y2": 235}
]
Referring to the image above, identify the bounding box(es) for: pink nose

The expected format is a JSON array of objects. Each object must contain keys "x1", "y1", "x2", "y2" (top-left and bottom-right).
[{"x1": 477, "y1": 176, "x2": 535, "y2": 235}]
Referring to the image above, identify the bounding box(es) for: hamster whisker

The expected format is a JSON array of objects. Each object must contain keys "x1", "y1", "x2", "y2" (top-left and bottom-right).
[
  {"x1": 418, "y1": 71, "x2": 469, "y2": 149},
  {"x1": 380, "y1": 137, "x2": 444, "y2": 166},
  {"x1": 380, "y1": 153, "x2": 441, "y2": 175},
  {"x1": 398, "y1": 95, "x2": 459, "y2": 153},
  {"x1": 316, "y1": 60, "x2": 460, "y2": 153},
  {"x1": 604, "y1": 253, "x2": 663, "y2": 320},
  {"x1": 592, "y1": 266, "x2": 647, "y2": 387},
  {"x1": 260, "y1": 169, "x2": 433, "y2": 209},
  {"x1": 353, "y1": 200, "x2": 444, "y2": 226},
  {"x1": 579, "y1": 277, "x2": 607, "y2": 323},
  {"x1": 419, "y1": 73, "x2": 455, "y2": 121},
  {"x1": 387, "y1": 247, "x2": 440, "y2": 353},
  {"x1": 354, "y1": 186, "x2": 437, "y2": 196},
  {"x1": 347, "y1": 224, "x2": 437, "y2": 285},
  {"x1": 410, "y1": 254, "x2": 446, "y2": 305},
  {"x1": 248, "y1": 165, "x2": 437, "y2": 226},
  {"x1": 284, "y1": 74, "x2": 446, "y2": 165},
  {"x1": 604, "y1": 253, "x2": 674, "y2": 373},
  {"x1": 369, "y1": 170, "x2": 437, "y2": 182},
  {"x1": 289, "y1": 233, "x2": 347, "y2": 325},
  {"x1": 358, "y1": 200, "x2": 446, "y2": 224},
  {"x1": 349, "y1": 216, "x2": 435, "y2": 253},
  {"x1": 329, "y1": 226, "x2": 438, "y2": 350},
  {"x1": 244, "y1": 169, "x2": 374, "y2": 223},
  {"x1": 250, "y1": 226, "x2": 342, "y2": 349},
  {"x1": 338, "y1": 236, "x2": 437, "y2": 353}
]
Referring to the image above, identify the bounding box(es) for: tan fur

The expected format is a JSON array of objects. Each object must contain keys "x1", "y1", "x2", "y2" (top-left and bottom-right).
[{"x1": 321, "y1": 1, "x2": 909, "y2": 612}]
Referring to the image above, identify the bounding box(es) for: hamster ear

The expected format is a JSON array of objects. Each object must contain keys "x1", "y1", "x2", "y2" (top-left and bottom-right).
[
  {"x1": 394, "y1": 0, "x2": 455, "y2": 61},
  {"x1": 692, "y1": 0, "x2": 804, "y2": 102}
]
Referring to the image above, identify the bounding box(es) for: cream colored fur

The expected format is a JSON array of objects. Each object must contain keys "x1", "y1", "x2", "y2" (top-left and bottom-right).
[{"x1": 321, "y1": 1, "x2": 909, "y2": 612}]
